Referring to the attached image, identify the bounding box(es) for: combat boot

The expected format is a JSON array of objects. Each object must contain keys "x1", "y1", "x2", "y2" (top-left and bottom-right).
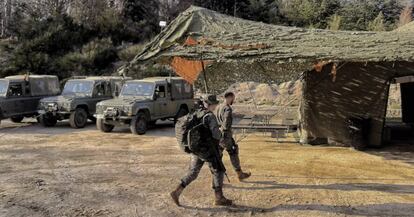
[
  {"x1": 237, "y1": 170, "x2": 251, "y2": 181},
  {"x1": 170, "y1": 184, "x2": 184, "y2": 206},
  {"x1": 214, "y1": 189, "x2": 233, "y2": 206}
]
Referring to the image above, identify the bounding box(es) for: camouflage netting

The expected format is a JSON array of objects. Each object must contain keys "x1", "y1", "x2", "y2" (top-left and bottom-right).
[
  {"x1": 301, "y1": 62, "x2": 414, "y2": 147},
  {"x1": 131, "y1": 6, "x2": 414, "y2": 65},
  {"x1": 128, "y1": 6, "x2": 414, "y2": 147}
]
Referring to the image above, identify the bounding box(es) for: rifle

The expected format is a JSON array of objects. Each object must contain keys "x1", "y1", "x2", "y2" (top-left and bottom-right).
[{"x1": 212, "y1": 144, "x2": 230, "y2": 183}]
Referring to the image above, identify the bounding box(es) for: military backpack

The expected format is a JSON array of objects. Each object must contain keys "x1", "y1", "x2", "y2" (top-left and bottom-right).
[{"x1": 175, "y1": 110, "x2": 209, "y2": 154}]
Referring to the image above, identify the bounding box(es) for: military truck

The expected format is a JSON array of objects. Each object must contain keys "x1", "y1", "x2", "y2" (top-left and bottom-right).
[
  {"x1": 38, "y1": 76, "x2": 128, "y2": 128},
  {"x1": 95, "y1": 77, "x2": 194, "y2": 135},
  {"x1": 0, "y1": 75, "x2": 60, "y2": 125}
]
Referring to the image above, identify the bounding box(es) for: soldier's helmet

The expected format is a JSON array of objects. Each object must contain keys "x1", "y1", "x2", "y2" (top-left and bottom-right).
[{"x1": 202, "y1": 94, "x2": 219, "y2": 105}]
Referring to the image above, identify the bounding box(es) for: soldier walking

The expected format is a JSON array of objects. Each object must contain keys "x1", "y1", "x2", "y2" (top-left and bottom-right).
[
  {"x1": 217, "y1": 92, "x2": 251, "y2": 181},
  {"x1": 170, "y1": 95, "x2": 233, "y2": 206}
]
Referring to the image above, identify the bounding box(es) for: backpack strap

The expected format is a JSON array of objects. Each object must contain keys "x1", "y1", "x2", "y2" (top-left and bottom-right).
[{"x1": 199, "y1": 110, "x2": 211, "y2": 127}]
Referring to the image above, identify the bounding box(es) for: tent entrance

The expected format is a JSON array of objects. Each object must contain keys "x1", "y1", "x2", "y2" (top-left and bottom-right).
[{"x1": 384, "y1": 76, "x2": 414, "y2": 144}]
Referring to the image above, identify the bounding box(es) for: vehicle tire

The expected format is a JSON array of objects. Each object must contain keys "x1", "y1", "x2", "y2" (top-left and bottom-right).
[
  {"x1": 69, "y1": 108, "x2": 88, "y2": 129},
  {"x1": 39, "y1": 114, "x2": 57, "y2": 127},
  {"x1": 96, "y1": 118, "x2": 114, "y2": 133},
  {"x1": 174, "y1": 106, "x2": 189, "y2": 124},
  {"x1": 130, "y1": 112, "x2": 148, "y2": 135},
  {"x1": 10, "y1": 116, "x2": 24, "y2": 123}
]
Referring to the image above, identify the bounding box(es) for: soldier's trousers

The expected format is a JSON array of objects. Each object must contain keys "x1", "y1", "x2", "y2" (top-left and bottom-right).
[
  {"x1": 220, "y1": 136, "x2": 242, "y2": 172},
  {"x1": 180, "y1": 154, "x2": 224, "y2": 191}
]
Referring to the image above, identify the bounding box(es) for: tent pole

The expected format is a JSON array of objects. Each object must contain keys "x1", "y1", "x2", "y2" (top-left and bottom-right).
[{"x1": 201, "y1": 54, "x2": 209, "y2": 93}]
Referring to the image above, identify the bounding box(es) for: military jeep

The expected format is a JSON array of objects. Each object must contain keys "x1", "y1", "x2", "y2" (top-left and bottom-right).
[
  {"x1": 38, "y1": 76, "x2": 128, "y2": 128},
  {"x1": 95, "y1": 77, "x2": 194, "y2": 134},
  {"x1": 0, "y1": 75, "x2": 60, "y2": 125}
]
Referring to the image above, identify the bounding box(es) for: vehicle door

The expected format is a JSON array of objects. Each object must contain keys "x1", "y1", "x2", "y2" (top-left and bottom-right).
[
  {"x1": 182, "y1": 81, "x2": 194, "y2": 110},
  {"x1": 168, "y1": 81, "x2": 181, "y2": 116},
  {"x1": 90, "y1": 81, "x2": 112, "y2": 114},
  {"x1": 154, "y1": 84, "x2": 169, "y2": 118},
  {"x1": 23, "y1": 81, "x2": 41, "y2": 114},
  {"x1": 4, "y1": 82, "x2": 25, "y2": 117}
]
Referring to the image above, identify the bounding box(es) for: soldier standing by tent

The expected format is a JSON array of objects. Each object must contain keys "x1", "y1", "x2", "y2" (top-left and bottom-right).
[
  {"x1": 170, "y1": 95, "x2": 233, "y2": 206},
  {"x1": 217, "y1": 92, "x2": 251, "y2": 181}
]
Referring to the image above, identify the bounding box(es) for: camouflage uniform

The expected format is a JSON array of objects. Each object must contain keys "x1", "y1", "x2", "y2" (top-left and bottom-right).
[
  {"x1": 216, "y1": 104, "x2": 242, "y2": 171},
  {"x1": 180, "y1": 109, "x2": 224, "y2": 190}
]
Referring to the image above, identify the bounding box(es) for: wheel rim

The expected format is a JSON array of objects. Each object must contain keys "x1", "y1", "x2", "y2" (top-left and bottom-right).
[
  {"x1": 136, "y1": 117, "x2": 146, "y2": 132},
  {"x1": 76, "y1": 111, "x2": 87, "y2": 126}
]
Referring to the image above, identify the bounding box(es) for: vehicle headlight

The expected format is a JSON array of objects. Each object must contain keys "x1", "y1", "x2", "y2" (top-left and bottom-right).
[
  {"x1": 123, "y1": 106, "x2": 133, "y2": 115},
  {"x1": 44, "y1": 102, "x2": 58, "y2": 111},
  {"x1": 48, "y1": 102, "x2": 57, "y2": 108}
]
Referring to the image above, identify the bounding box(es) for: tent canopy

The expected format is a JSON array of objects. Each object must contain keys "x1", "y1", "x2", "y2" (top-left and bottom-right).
[
  {"x1": 128, "y1": 6, "x2": 413, "y2": 86},
  {"x1": 132, "y1": 6, "x2": 414, "y2": 65},
  {"x1": 127, "y1": 7, "x2": 414, "y2": 147}
]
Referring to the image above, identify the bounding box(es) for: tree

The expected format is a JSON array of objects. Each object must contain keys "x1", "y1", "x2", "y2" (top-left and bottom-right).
[
  {"x1": 0, "y1": 0, "x2": 12, "y2": 37},
  {"x1": 279, "y1": 0, "x2": 341, "y2": 28},
  {"x1": 368, "y1": 12, "x2": 386, "y2": 31},
  {"x1": 191, "y1": 0, "x2": 250, "y2": 18},
  {"x1": 399, "y1": 4, "x2": 413, "y2": 27},
  {"x1": 121, "y1": 0, "x2": 159, "y2": 42},
  {"x1": 246, "y1": 0, "x2": 284, "y2": 24},
  {"x1": 327, "y1": 14, "x2": 342, "y2": 30},
  {"x1": 380, "y1": 0, "x2": 403, "y2": 25},
  {"x1": 69, "y1": 0, "x2": 111, "y2": 28},
  {"x1": 339, "y1": 0, "x2": 402, "y2": 31}
]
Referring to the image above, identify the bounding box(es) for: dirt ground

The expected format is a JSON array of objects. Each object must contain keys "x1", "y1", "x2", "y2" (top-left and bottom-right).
[{"x1": 0, "y1": 119, "x2": 414, "y2": 217}]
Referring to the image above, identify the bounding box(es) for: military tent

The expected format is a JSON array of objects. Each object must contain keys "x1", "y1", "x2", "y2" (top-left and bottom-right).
[{"x1": 127, "y1": 6, "x2": 414, "y2": 148}]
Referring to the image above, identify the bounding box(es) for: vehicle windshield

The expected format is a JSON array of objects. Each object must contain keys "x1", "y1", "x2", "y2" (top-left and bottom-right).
[
  {"x1": 0, "y1": 80, "x2": 8, "y2": 97},
  {"x1": 120, "y1": 82, "x2": 154, "y2": 97},
  {"x1": 62, "y1": 80, "x2": 94, "y2": 96}
]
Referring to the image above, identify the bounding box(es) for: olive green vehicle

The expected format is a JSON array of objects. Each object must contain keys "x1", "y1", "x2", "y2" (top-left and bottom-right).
[
  {"x1": 95, "y1": 77, "x2": 194, "y2": 135},
  {"x1": 38, "y1": 76, "x2": 129, "y2": 128},
  {"x1": 0, "y1": 75, "x2": 60, "y2": 125}
]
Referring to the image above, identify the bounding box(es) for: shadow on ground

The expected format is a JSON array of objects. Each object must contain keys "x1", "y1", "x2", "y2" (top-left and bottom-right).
[
  {"x1": 181, "y1": 203, "x2": 414, "y2": 216},
  {"x1": 227, "y1": 181, "x2": 414, "y2": 194},
  {"x1": 0, "y1": 119, "x2": 176, "y2": 137},
  {"x1": 365, "y1": 143, "x2": 414, "y2": 166}
]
